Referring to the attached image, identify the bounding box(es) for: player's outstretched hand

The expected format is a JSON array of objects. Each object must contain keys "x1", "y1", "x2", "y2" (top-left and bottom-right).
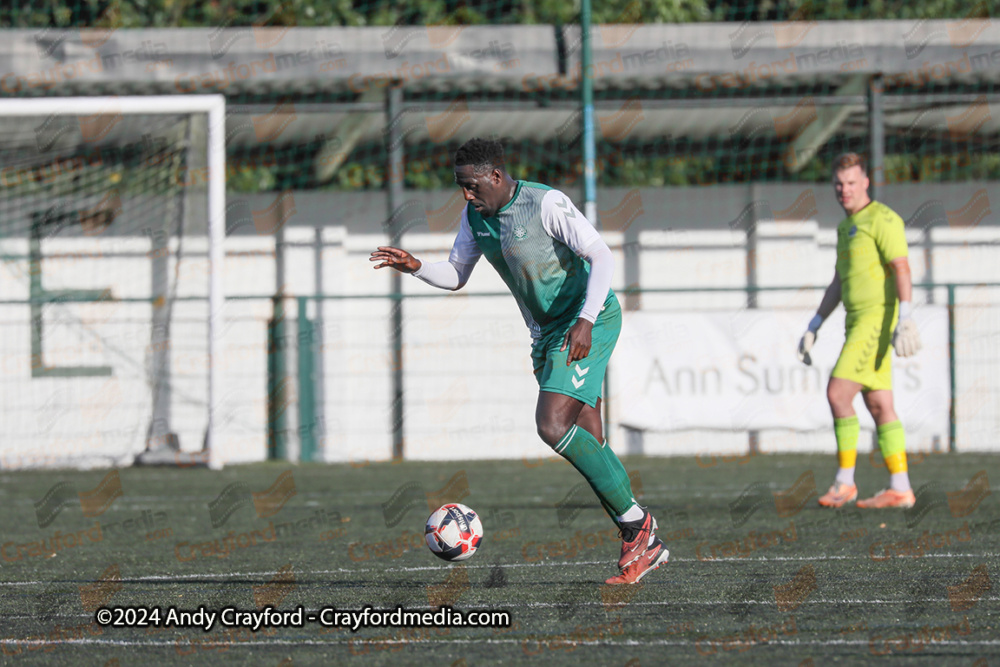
[
  {"x1": 893, "y1": 318, "x2": 922, "y2": 357},
  {"x1": 797, "y1": 330, "x2": 816, "y2": 366},
  {"x1": 370, "y1": 246, "x2": 421, "y2": 273}
]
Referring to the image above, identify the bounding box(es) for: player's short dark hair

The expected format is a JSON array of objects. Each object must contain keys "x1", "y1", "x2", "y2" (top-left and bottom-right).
[
  {"x1": 455, "y1": 138, "x2": 505, "y2": 174},
  {"x1": 832, "y1": 152, "x2": 867, "y2": 175}
]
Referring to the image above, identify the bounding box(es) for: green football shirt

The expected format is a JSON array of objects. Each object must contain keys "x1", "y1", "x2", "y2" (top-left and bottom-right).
[{"x1": 448, "y1": 181, "x2": 613, "y2": 339}]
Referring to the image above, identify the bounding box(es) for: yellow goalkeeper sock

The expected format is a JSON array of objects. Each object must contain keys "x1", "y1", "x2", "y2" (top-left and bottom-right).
[
  {"x1": 834, "y1": 416, "x2": 859, "y2": 471},
  {"x1": 878, "y1": 421, "x2": 911, "y2": 491}
]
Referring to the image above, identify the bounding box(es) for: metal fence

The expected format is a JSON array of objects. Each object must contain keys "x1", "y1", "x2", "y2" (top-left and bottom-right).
[{"x1": 258, "y1": 282, "x2": 999, "y2": 464}]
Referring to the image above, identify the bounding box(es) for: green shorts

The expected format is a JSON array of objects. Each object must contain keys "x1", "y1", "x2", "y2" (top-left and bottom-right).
[
  {"x1": 531, "y1": 294, "x2": 621, "y2": 407},
  {"x1": 831, "y1": 305, "x2": 897, "y2": 392}
]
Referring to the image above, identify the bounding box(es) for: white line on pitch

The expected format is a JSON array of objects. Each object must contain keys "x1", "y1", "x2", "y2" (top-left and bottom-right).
[
  {"x1": 3, "y1": 638, "x2": 1000, "y2": 649},
  {"x1": 0, "y1": 550, "x2": 997, "y2": 587}
]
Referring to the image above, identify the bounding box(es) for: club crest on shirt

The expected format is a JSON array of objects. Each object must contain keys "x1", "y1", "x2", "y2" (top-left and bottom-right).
[
  {"x1": 513, "y1": 224, "x2": 528, "y2": 240},
  {"x1": 848, "y1": 225, "x2": 857, "y2": 237}
]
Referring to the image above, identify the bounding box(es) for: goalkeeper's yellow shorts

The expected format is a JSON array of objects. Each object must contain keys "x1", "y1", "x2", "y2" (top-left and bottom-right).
[{"x1": 831, "y1": 306, "x2": 897, "y2": 392}]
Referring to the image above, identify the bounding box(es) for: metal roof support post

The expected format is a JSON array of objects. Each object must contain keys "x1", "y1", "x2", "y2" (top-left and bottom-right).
[
  {"x1": 387, "y1": 85, "x2": 406, "y2": 461},
  {"x1": 313, "y1": 227, "x2": 327, "y2": 456},
  {"x1": 581, "y1": 0, "x2": 598, "y2": 229},
  {"x1": 580, "y1": 0, "x2": 611, "y2": 444},
  {"x1": 869, "y1": 74, "x2": 885, "y2": 202},
  {"x1": 747, "y1": 183, "x2": 759, "y2": 455}
]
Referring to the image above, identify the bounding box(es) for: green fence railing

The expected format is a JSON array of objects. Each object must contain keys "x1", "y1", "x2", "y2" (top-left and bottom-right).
[{"x1": 273, "y1": 282, "x2": 999, "y2": 461}]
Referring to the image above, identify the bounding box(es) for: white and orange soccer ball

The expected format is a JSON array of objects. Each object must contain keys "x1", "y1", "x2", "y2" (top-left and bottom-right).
[{"x1": 424, "y1": 503, "x2": 483, "y2": 562}]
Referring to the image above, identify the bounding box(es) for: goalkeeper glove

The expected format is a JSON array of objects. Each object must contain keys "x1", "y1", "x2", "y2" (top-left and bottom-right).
[
  {"x1": 892, "y1": 301, "x2": 921, "y2": 357},
  {"x1": 797, "y1": 314, "x2": 824, "y2": 366}
]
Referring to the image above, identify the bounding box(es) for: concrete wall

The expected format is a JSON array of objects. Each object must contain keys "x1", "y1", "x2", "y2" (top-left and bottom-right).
[{"x1": 1, "y1": 185, "x2": 997, "y2": 468}]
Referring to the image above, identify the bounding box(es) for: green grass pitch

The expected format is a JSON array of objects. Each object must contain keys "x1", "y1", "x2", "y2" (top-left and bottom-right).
[{"x1": 0, "y1": 452, "x2": 997, "y2": 665}]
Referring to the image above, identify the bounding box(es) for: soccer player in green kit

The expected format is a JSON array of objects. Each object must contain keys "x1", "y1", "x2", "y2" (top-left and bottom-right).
[
  {"x1": 370, "y1": 138, "x2": 666, "y2": 584},
  {"x1": 797, "y1": 153, "x2": 923, "y2": 509}
]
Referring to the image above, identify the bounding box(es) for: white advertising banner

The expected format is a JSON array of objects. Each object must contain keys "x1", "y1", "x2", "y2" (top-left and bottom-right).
[{"x1": 612, "y1": 308, "x2": 950, "y2": 439}]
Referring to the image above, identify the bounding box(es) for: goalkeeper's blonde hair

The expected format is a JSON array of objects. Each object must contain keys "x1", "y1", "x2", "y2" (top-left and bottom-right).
[{"x1": 832, "y1": 152, "x2": 867, "y2": 175}]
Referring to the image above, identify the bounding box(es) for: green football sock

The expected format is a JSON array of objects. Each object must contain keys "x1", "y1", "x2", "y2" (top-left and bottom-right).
[
  {"x1": 604, "y1": 439, "x2": 642, "y2": 523},
  {"x1": 552, "y1": 425, "x2": 635, "y2": 523}
]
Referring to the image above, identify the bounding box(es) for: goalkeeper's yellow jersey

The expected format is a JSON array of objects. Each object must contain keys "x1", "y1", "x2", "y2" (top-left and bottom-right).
[{"x1": 835, "y1": 201, "x2": 908, "y2": 313}]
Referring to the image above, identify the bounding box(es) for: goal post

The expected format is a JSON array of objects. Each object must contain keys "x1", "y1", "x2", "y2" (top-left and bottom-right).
[{"x1": 0, "y1": 95, "x2": 225, "y2": 470}]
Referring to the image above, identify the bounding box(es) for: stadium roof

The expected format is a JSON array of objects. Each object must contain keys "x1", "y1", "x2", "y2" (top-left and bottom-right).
[{"x1": 0, "y1": 21, "x2": 998, "y2": 156}]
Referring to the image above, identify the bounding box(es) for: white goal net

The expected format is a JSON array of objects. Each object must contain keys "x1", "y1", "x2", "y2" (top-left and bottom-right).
[{"x1": 0, "y1": 96, "x2": 225, "y2": 470}]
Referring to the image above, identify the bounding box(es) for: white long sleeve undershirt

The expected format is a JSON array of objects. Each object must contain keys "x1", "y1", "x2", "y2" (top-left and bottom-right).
[
  {"x1": 411, "y1": 257, "x2": 475, "y2": 291},
  {"x1": 576, "y1": 239, "x2": 614, "y2": 323},
  {"x1": 411, "y1": 189, "x2": 614, "y2": 324},
  {"x1": 410, "y1": 239, "x2": 613, "y2": 323}
]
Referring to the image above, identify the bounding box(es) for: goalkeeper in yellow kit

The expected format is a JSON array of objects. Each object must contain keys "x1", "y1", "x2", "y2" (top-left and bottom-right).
[{"x1": 797, "y1": 153, "x2": 922, "y2": 509}]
